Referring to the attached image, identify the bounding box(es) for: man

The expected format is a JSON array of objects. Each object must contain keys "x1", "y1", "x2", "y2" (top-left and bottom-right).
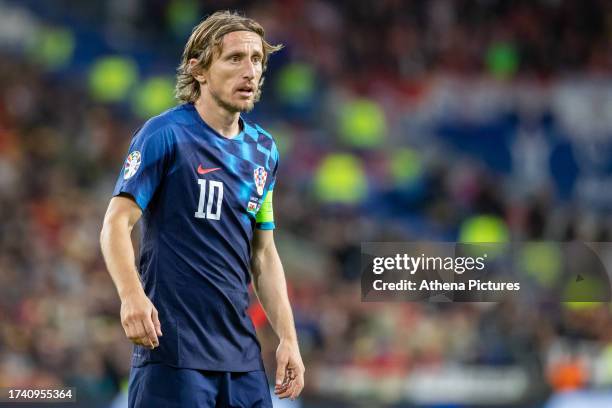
[{"x1": 100, "y1": 11, "x2": 304, "y2": 407}]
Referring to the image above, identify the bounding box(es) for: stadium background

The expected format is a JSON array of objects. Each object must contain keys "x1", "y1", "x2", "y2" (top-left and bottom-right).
[{"x1": 1, "y1": 0, "x2": 612, "y2": 407}]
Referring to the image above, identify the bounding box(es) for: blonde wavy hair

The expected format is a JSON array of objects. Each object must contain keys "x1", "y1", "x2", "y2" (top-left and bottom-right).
[{"x1": 175, "y1": 11, "x2": 283, "y2": 103}]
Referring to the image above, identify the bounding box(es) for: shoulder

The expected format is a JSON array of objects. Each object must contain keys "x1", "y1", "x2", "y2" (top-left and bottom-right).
[
  {"x1": 139, "y1": 104, "x2": 190, "y2": 134},
  {"x1": 134, "y1": 104, "x2": 192, "y2": 143},
  {"x1": 242, "y1": 118, "x2": 279, "y2": 163}
]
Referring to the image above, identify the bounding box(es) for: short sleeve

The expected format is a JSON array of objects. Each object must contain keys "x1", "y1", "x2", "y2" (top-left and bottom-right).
[
  {"x1": 255, "y1": 143, "x2": 279, "y2": 230},
  {"x1": 112, "y1": 126, "x2": 174, "y2": 211}
]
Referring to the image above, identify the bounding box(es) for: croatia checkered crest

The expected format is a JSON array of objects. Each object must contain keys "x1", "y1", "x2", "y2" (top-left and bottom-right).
[{"x1": 253, "y1": 166, "x2": 267, "y2": 196}]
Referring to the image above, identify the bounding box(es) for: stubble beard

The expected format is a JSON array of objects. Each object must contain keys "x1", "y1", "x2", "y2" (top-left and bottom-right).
[{"x1": 211, "y1": 88, "x2": 256, "y2": 114}]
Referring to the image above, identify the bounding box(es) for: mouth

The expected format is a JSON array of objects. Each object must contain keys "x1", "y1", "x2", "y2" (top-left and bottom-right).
[{"x1": 236, "y1": 84, "x2": 255, "y2": 98}]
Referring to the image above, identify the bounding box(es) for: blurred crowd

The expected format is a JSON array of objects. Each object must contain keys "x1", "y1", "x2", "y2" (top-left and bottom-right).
[
  {"x1": 1, "y1": 0, "x2": 612, "y2": 406},
  {"x1": 45, "y1": 0, "x2": 612, "y2": 78}
]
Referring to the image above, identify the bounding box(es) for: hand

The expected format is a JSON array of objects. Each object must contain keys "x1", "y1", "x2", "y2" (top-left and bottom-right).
[
  {"x1": 120, "y1": 289, "x2": 162, "y2": 349},
  {"x1": 274, "y1": 338, "x2": 305, "y2": 400}
]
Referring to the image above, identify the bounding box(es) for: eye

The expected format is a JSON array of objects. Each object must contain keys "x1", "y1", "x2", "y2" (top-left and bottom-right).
[
  {"x1": 230, "y1": 55, "x2": 241, "y2": 62},
  {"x1": 252, "y1": 55, "x2": 262, "y2": 64}
]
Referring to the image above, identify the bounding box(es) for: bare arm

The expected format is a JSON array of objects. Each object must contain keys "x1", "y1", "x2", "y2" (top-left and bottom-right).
[
  {"x1": 100, "y1": 196, "x2": 143, "y2": 298},
  {"x1": 251, "y1": 229, "x2": 304, "y2": 399},
  {"x1": 100, "y1": 195, "x2": 162, "y2": 349}
]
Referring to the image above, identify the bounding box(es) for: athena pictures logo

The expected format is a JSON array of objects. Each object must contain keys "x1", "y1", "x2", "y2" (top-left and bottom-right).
[
  {"x1": 123, "y1": 151, "x2": 141, "y2": 180},
  {"x1": 254, "y1": 166, "x2": 267, "y2": 196}
]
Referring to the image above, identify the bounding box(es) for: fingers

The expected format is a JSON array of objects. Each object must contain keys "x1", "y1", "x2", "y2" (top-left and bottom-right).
[
  {"x1": 274, "y1": 343, "x2": 305, "y2": 400},
  {"x1": 123, "y1": 321, "x2": 146, "y2": 348},
  {"x1": 274, "y1": 368, "x2": 290, "y2": 393},
  {"x1": 122, "y1": 316, "x2": 158, "y2": 349},
  {"x1": 152, "y1": 308, "x2": 163, "y2": 337},
  {"x1": 289, "y1": 371, "x2": 304, "y2": 400},
  {"x1": 123, "y1": 321, "x2": 140, "y2": 344},
  {"x1": 283, "y1": 369, "x2": 304, "y2": 400},
  {"x1": 141, "y1": 319, "x2": 159, "y2": 348},
  {"x1": 120, "y1": 295, "x2": 163, "y2": 349},
  {"x1": 275, "y1": 369, "x2": 295, "y2": 399},
  {"x1": 274, "y1": 365, "x2": 305, "y2": 400},
  {"x1": 275, "y1": 355, "x2": 288, "y2": 389}
]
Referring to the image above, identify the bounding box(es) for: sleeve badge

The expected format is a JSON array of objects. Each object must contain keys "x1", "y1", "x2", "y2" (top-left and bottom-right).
[{"x1": 123, "y1": 151, "x2": 142, "y2": 180}]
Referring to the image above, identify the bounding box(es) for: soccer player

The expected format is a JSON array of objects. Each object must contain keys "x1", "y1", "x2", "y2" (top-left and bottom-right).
[{"x1": 100, "y1": 11, "x2": 304, "y2": 407}]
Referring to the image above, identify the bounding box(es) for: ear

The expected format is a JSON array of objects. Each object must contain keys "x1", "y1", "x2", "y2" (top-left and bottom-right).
[{"x1": 188, "y1": 58, "x2": 207, "y2": 84}]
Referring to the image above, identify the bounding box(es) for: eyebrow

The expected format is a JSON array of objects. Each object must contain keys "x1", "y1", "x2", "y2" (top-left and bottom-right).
[{"x1": 223, "y1": 49, "x2": 263, "y2": 58}]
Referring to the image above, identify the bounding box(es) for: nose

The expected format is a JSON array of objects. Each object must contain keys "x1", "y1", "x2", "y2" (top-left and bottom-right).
[{"x1": 242, "y1": 59, "x2": 256, "y2": 80}]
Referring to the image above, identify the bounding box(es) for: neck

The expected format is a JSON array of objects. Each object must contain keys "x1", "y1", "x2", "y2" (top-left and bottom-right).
[{"x1": 194, "y1": 94, "x2": 241, "y2": 138}]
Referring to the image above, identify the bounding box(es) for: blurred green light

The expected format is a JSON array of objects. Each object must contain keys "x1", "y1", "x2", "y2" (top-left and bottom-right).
[
  {"x1": 88, "y1": 56, "x2": 138, "y2": 102},
  {"x1": 563, "y1": 276, "x2": 607, "y2": 306},
  {"x1": 276, "y1": 63, "x2": 315, "y2": 105},
  {"x1": 314, "y1": 153, "x2": 367, "y2": 204},
  {"x1": 564, "y1": 301, "x2": 603, "y2": 310},
  {"x1": 339, "y1": 98, "x2": 386, "y2": 148},
  {"x1": 167, "y1": 0, "x2": 199, "y2": 37},
  {"x1": 486, "y1": 42, "x2": 518, "y2": 79},
  {"x1": 27, "y1": 26, "x2": 75, "y2": 71},
  {"x1": 519, "y1": 242, "x2": 562, "y2": 288},
  {"x1": 132, "y1": 76, "x2": 176, "y2": 118},
  {"x1": 459, "y1": 215, "x2": 509, "y2": 243},
  {"x1": 389, "y1": 148, "x2": 422, "y2": 186}
]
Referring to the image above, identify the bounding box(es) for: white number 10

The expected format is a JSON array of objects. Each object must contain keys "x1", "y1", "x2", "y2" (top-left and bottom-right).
[{"x1": 194, "y1": 179, "x2": 224, "y2": 220}]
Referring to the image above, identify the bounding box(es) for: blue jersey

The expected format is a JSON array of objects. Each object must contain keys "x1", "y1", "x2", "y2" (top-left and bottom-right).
[{"x1": 112, "y1": 103, "x2": 278, "y2": 372}]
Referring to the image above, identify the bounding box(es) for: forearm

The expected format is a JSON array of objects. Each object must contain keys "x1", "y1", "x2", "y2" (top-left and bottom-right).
[
  {"x1": 251, "y1": 245, "x2": 297, "y2": 342},
  {"x1": 100, "y1": 220, "x2": 143, "y2": 301}
]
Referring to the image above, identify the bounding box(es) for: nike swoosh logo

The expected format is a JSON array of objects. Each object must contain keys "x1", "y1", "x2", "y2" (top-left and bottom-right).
[{"x1": 197, "y1": 164, "x2": 220, "y2": 175}]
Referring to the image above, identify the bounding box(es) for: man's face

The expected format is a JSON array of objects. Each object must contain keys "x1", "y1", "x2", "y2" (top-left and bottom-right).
[{"x1": 200, "y1": 31, "x2": 264, "y2": 113}]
